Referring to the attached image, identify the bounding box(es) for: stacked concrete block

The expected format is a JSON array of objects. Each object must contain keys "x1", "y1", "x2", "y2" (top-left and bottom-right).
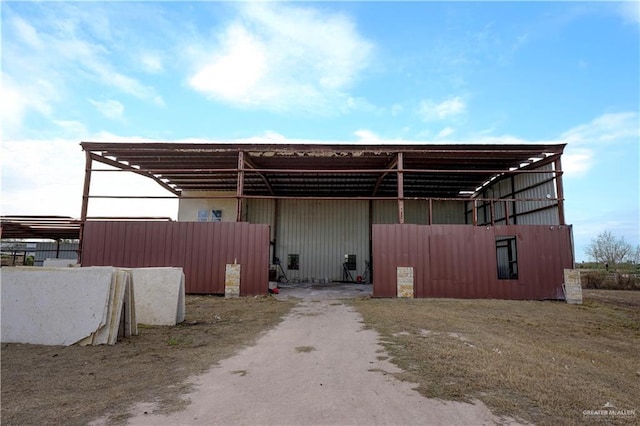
[
  {"x1": 397, "y1": 266, "x2": 414, "y2": 298},
  {"x1": 225, "y1": 264, "x2": 241, "y2": 298},
  {"x1": 562, "y1": 269, "x2": 583, "y2": 304}
]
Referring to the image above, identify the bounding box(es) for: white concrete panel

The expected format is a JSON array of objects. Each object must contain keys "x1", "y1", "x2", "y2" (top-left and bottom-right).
[
  {"x1": 176, "y1": 275, "x2": 185, "y2": 324},
  {"x1": 0, "y1": 267, "x2": 115, "y2": 346},
  {"x1": 131, "y1": 268, "x2": 185, "y2": 326},
  {"x1": 43, "y1": 259, "x2": 79, "y2": 267}
]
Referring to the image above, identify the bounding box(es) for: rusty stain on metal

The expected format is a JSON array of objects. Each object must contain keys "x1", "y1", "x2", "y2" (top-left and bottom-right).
[{"x1": 81, "y1": 221, "x2": 270, "y2": 296}]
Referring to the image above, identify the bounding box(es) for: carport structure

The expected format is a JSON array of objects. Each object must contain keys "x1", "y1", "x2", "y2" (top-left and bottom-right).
[{"x1": 79, "y1": 142, "x2": 574, "y2": 299}]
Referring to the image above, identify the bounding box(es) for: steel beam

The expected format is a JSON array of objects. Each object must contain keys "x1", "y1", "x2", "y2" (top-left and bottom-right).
[
  {"x1": 397, "y1": 153, "x2": 404, "y2": 224},
  {"x1": 89, "y1": 153, "x2": 181, "y2": 196},
  {"x1": 554, "y1": 157, "x2": 566, "y2": 225},
  {"x1": 236, "y1": 151, "x2": 245, "y2": 222}
]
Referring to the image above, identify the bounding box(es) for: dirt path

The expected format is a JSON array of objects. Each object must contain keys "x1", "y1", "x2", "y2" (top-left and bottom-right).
[{"x1": 123, "y1": 300, "x2": 511, "y2": 426}]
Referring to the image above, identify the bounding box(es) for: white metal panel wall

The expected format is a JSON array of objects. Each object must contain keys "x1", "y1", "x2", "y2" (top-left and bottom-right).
[
  {"x1": 277, "y1": 200, "x2": 369, "y2": 282},
  {"x1": 477, "y1": 164, "x2": 559, "y2": 225},
  {"x1": 432, "y1": 201, "x2": 466, "y2": 224},
  {"x1": 246, "y1": 198, "x2": 276, "y2": 240},
  {"x1": 177, "y1": 191, "x2": 237, "y2": 222},
  {"x1": 404, "y1": 200, "x2": 430, "y2": 224},
  {"x1": 373, "y1": 200, "x2": 464, "y2": 224},
  {"x1": 34, "y1": 242, "x2": 79, "y2": 266},
  {"x1": 372, "y1": 200, "x2": 397, "y2": 224},
  {"x1": 513, "y1": 164, "x2": 559, "y2": 225}
]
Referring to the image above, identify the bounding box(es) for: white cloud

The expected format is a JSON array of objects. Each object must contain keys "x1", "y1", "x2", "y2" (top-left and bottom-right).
[
  {"x1": 391, "y1": 103, "x2": 403, "y2": 117},
  {"x1": 418, "y1": 96, "x2": 466, "y2": 121},
  {"x1": 354, "y1": 129, "x2": 380, "y2": 143},
  {"x1": 89, "y1": 99, "x2": 125, "y2": 120},
  {"x1": 560, "y1": 112, "x2": 639, "y2": 146},
  {"x1": 190, "y1": 24, "x2": 268, "y2": 102},
  {"x1": 1, "y1": 138, "x2": 85, "y2": 217},
  {"x1": 187, "y1": 3, "x2": 373, "y2": 112},
  {"x1": 2, "y1": 4, "x2": 165, "y2": 134},
  {"x1": 436, "y1": 127, "x2": 455, "y2": 139},
  {"x1": 53, "y1": 120, "x2": 89, "y2": 136},
  {"x1": 139, "y1": 52, "x2": 164, "y2": 74},
  {"x1": 555, "y1": 112, "x2": 639, "y2": 180},
  {"x1": 12, "y1": 17, "x2": 44, "y2": 50},
  {"x1": 617, "y1": 1, "x2": 640, "y2": 25},
  {"x1": 0, "y1": 73, "x2": 57, "y2": 139},
  {"x1": 561, "y1": 148, "x2": 594, "y2": 178}
]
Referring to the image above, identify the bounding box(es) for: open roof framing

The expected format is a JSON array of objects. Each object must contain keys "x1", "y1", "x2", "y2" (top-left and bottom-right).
[
  {"x1": 0, "y1": 216, "x2": 81, "y2": 240},
  {"x1": 81, "y1": 142, "x2": 565, "y2": 198},
  {"x1": 79, "y1": 142, "x2": 567, "y2": 226}
]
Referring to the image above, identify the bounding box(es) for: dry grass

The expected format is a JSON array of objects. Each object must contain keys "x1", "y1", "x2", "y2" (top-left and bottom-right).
[
  {"x1": 1, "y1": 295, "x2": 294, "y2": 426},
  {"x1": 352, "y1": 290, "x2": 640, "y2": 425}
]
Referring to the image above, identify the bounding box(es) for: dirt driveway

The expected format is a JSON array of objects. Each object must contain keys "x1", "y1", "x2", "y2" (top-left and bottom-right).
[{"x1": 120, "y1": 299, "x2": 513, "y2": 426}]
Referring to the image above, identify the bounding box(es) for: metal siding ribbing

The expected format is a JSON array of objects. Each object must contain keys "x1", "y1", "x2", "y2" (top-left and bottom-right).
[
  {"x1": 373, "y1": 224, "x2": 573, "y2": 300},
  {"x1": 33, "y1": 242, "x2": 79, "y2": 265},
  {"x1": 372, "y1": 200, "x2": 397, "y2": 224},
  {"x1": 372, "y1": 200, "x2": 465, "y2": 225},
  {"x1": 404, "y1": 200, "x2": 430, "y2": 224},
  {"x1": 432, "y1": 201, "x2": 466, "y2": 224},
  {"x1": 277, "y1": 200, "x2": 369, "y2": 281},
  {"x1": 479, "y1": 163, "x2": 559, "y2": 225},
  {"x1": 513, "y1": 164, "x2": 559, "y2": 225},
  {"x1": 82, "y1": 221, "x2": 269, "y2": 295},
  {"x1": 247, "y1": 198, "x2": 276, "y2": 240}
]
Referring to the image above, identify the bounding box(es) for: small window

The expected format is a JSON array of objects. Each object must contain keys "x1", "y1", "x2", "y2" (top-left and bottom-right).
[
  {"x1": 211, "y1": 210, "x2": 222, "y2": 222},
  {"x1": 496, "y1": 236, "x2": 518, "y2": 279},
  {"x1": 197, "y1": 209, "x2": 209, "y2": 222},
  {"x1": 287, "y1": 254, "x2": 299, "y2": 270},
  {"x1": 344, "y1": 254, "x2": 357, "y2": 271}
]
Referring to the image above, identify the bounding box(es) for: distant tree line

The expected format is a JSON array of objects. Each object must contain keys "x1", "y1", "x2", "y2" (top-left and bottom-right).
[{"x1": 585, "y1": 230, "x2": 639, "y2": 269}]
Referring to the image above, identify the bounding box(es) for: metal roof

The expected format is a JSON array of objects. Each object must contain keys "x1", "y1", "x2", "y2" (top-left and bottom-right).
[
  {"x1": 81, "y1": 142, "x2": 566, "y2": 198},
  {"x1": 1, "y1": 216, "x2": 81, "y2": 240}
]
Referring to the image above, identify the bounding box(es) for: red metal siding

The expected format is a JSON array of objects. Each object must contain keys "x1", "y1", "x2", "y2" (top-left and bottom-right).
[
  {"x1": 372, "y1": 224, "x2": 574, "y2": 300},
  {"x1": 82, "y1": 221, "x2": 270, "y2": 296}
]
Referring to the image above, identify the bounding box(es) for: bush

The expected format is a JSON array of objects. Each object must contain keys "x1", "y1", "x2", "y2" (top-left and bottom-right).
[{"x1": 581, "y1": 271, "x2": 640, "y2": 290}]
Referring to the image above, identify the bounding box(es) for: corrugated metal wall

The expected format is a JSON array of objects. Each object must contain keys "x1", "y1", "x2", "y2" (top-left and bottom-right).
[
  {"x1": 476, "y1": 164, "x2": 559, "y2": 225},
  {"x1": 34, "y1": 242, "x2": 79, "y2": 266},
  {"x1": 244, "y1": 199, "x2": 469, "y2": 281},
  {"x1": 371, "y1": 200, "x2": 397, "y2": 224},
  {"x1": 82, "y1": 221, "x2": 270, "y2": 295},
  {"x1": 372, "y1": 200, "x2": 466, "y2": 224},
  {"x1": 275, "y1": 200, "x2": 369, "y2": 281},
  {"x1": 372, "y1": 224, "x2": 574, "y2": 300},
  {"x1": 247, "y1": 198, "x2": 276, "y2": 239},
  {"x1": 432, "y1": 201, "x2": 466, "y2": 224}
]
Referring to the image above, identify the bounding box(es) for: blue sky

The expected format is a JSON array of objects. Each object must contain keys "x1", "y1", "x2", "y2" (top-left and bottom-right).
[{"x1": 1, "y1": 1, "x2": 638, "y2": 261}]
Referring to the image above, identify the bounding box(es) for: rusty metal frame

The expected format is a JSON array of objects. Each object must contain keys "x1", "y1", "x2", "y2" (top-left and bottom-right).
[{"x1": 79, "y1": 142, "x2": 567, "y2": 226}]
